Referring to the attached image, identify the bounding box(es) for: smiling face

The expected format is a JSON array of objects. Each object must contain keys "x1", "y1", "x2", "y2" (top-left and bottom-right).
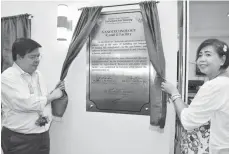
[
  {"x1": 16, "y1": 48, "x2": 41, "y2": 75},
  {"x1": 196, "y1": 45, "x2": 225, "y2": 79}
]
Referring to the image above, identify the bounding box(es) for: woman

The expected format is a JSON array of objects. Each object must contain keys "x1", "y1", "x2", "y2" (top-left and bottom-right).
[{"x1": 161, "y1": 39, "x2": 229, "y2": 154}]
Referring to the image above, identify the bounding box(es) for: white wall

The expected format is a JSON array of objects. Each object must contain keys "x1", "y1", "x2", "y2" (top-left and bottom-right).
[{"x1": 1, "y1": 1, "x2": 178, "y2": 154}]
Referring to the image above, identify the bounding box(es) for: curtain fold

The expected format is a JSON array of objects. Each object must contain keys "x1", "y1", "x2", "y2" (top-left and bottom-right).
[
  {"x1": 60, "y1": 6, "x2": 102, "y2": 80},
  {"x1": 51, "y1": 6, "x2": 102, "y2": 117},
  {"x1": 139, "y1": 1, "x2": 167, "y2": 128},
  {"x1": 1, "y1": 14, "x2": 31, "y2": 72}
]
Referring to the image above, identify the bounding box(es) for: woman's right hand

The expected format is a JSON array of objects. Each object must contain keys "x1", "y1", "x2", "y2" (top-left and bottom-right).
[{"x1": 161, "y1": 81, "x2": 179, "y2": 95}]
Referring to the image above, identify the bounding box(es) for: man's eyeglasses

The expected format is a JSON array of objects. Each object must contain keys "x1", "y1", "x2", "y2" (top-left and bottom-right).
[{"x1": 28, "y1": 55, "x2": 42, "y2": 60}]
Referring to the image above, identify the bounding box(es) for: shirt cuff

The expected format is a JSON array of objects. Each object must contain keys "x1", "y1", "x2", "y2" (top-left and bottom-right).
[{"x1": 52, "y1": 116, "x2": 63, "y2": 122}]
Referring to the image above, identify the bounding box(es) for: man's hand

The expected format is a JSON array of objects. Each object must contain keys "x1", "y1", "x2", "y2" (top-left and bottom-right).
[
  {"x1": 46, "y1": 81, "x2": 65, "y2": 104},
  {"x1": 55, "y1": 80, "x2": 65, "y2": 90},
  {"x1": 51, "y1": 88, "x2": 63, "y2": 99},
  {"x1": 47, "y1": 88, "x2": 63, "y2": 103}
]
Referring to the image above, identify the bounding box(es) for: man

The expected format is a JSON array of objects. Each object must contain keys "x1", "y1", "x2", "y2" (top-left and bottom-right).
[{"x1": 1, "y1": 38, "x2": 65, "y2": 154}]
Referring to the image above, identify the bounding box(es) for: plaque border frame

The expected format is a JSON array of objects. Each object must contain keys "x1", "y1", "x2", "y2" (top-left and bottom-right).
[{"x1": 86, "y1": 9, "x2": 156, "y2": 116}]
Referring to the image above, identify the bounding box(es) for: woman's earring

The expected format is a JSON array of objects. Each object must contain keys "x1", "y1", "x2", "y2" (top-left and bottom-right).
[{"x1": 223, "y1": 45, "x2": 227, "y2": 52}]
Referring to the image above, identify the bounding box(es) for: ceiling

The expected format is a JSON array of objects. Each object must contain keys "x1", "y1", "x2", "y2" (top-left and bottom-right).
[{"x1": 189, "y1": 1, "x2": 229, "y2": 37}]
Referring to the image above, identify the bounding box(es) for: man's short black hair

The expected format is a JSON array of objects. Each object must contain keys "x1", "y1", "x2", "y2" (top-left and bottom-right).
[{"x1": 12, "y1": 38, "x2": 42, "y2": 61}]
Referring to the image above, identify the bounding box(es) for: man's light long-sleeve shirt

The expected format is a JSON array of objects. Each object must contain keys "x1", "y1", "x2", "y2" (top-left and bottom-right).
[{"x1": 1, "y1": 63, "x2": 52, "y2": 134}]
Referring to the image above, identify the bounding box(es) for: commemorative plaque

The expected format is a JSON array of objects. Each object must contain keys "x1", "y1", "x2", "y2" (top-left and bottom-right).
[{"x1": 87, "y1": 10, "x2": 153, "y2": 115}]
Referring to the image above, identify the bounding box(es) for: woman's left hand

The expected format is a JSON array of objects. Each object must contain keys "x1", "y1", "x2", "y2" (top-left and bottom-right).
[{"x1": 161, "y1": 81, "x2": 179, "y2": 95}]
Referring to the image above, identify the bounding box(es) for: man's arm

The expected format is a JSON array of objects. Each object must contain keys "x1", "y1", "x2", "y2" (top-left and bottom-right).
[{"x1": 1, "y1": 75, "x2": 48, "y2": 113}]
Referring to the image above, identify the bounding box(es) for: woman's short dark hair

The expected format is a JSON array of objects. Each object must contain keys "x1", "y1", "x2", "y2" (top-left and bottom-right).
[
  {"x1": 12, "y1": 38, "x2": 42, "y2": 61},
  {"x1": 196, "y1": 39, "x2": 229, "y2": 69}
]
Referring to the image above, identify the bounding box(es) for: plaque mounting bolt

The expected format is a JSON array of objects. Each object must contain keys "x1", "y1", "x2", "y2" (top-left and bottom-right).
[
  {"x1": 145, "y1": 107, "x2": 149, "y2": 111},
  {"x1": 90, "y1": 104, "x2": 94, "y2": 108}
]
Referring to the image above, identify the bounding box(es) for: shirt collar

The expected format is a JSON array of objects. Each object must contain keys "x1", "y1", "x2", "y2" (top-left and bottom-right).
[{"x1": 12, "y1": 62, "x2": 38, "y2": 76}]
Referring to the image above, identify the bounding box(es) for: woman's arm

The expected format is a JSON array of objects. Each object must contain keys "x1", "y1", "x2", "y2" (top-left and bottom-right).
[
  {"x1": 172, "y1": 97, "x2": 188, "y2": 119},
  {"x1": 162, "y1": 80, "x2": 225, "y2": 131}
]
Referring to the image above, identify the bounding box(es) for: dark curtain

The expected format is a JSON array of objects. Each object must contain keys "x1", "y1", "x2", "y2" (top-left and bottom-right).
[
  {"x1": 139, "y1": 1, "x2": 167, "y2": 128},
  {"x1": 60, "y1": 6, "x2": 102, "y2": 80},
  {"x1": 58, "y1": 3, "x2": 167, "y2": 128},
  {"x1": 1, "y1": 14, "x2": 31, "y2": 72},
  {"x1": 51, "y1": 7, "x2": 102, "y2": 117}
]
